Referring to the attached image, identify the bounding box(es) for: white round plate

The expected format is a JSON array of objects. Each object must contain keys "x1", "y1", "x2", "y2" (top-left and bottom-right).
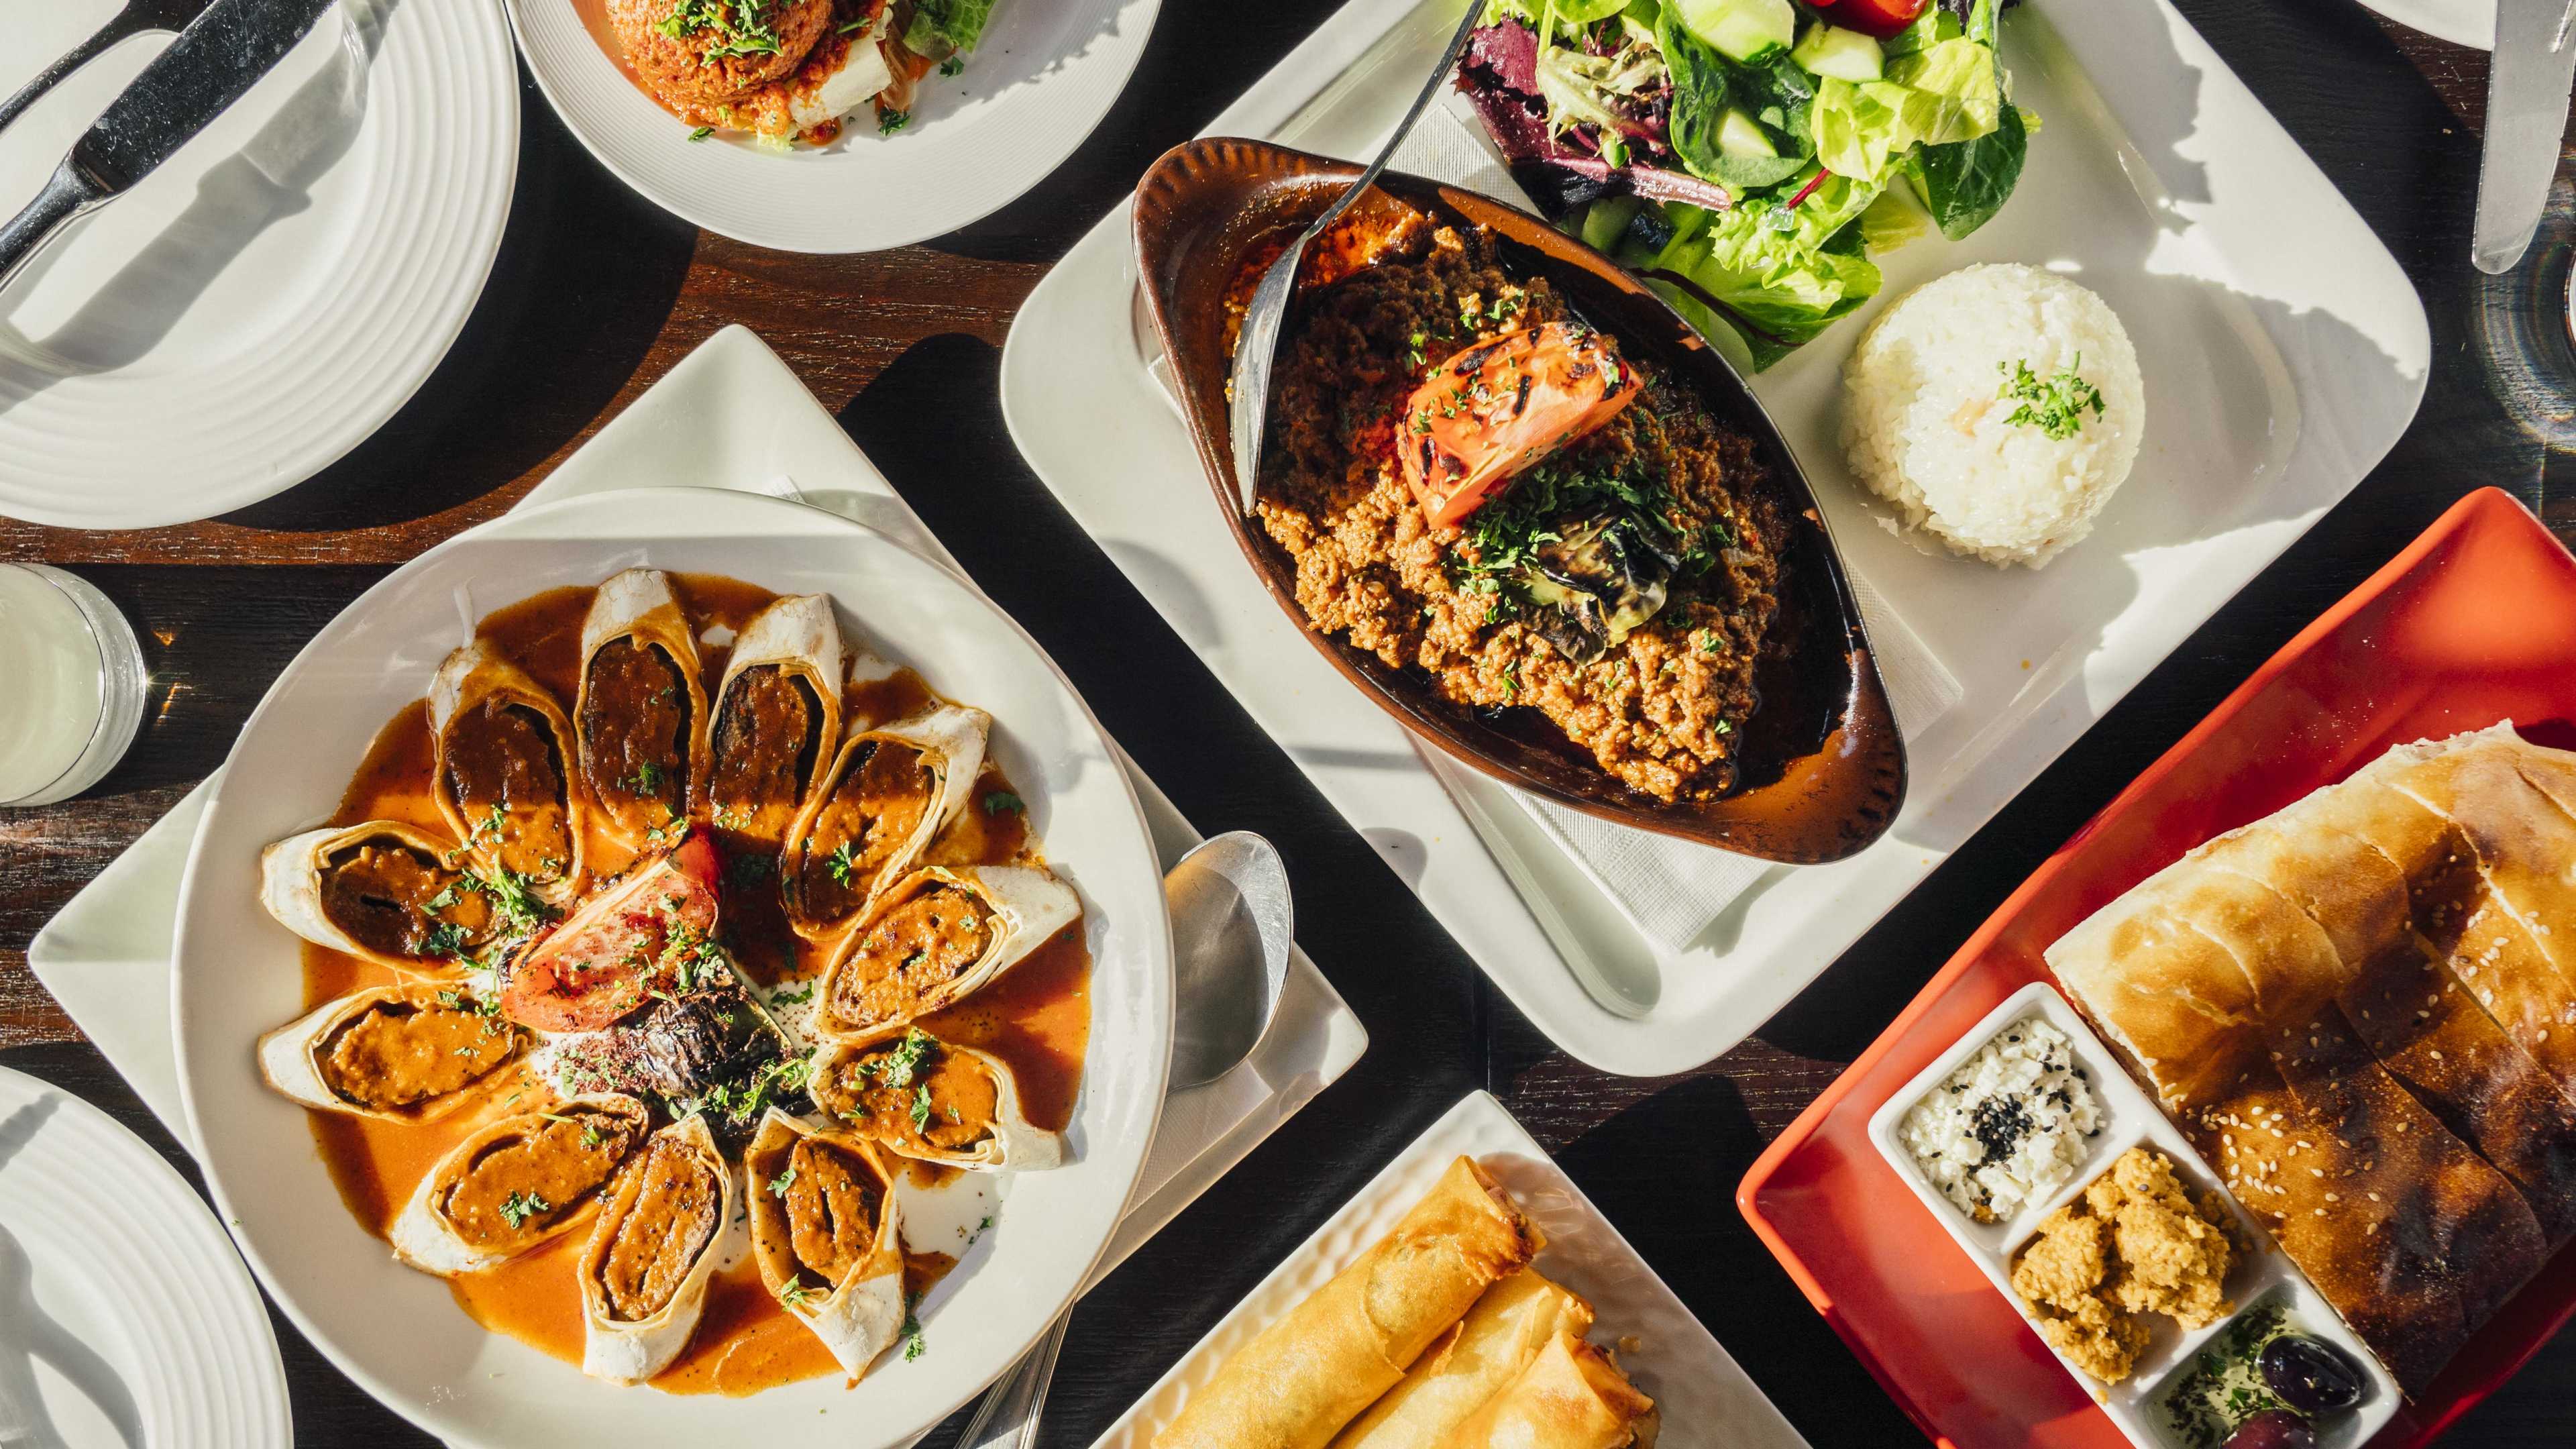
[
  {"x1": 0, "y1": 1065, "x2": 290, "y2": 1448},
  {"x1": 506, "y1": 0, "x2": 1158, "y2": 250},
  {"x1": 168, "y1": 487, "x2": 1174, "y2": 1446},
  {"x1": 0, "y1": 0, "x2": 518, "y2": 531},
  {"x1": 2355, "y1": 0, "x2": 2493, "y2": 48}
]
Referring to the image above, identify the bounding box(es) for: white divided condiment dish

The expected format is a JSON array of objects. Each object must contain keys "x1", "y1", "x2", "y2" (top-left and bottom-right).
[{"x1": 1866, "y1": 981, "x2": 2400, "y2": 1449}]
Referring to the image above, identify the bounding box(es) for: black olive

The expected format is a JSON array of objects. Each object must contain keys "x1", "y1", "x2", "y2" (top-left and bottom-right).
[
  {"x1": 1511, "y1": 162, "x2": 1608, "y2": 219},
  {"x1": 2222, "y1": 1409, "x2": 2316, "y2": 1449},
  {"x1": 1623, "y1": 203, "x2": 1676, "y2": 254},
  {"x1": 2259, "y1": 1334, "x2": 2367, "y2": 1414}
]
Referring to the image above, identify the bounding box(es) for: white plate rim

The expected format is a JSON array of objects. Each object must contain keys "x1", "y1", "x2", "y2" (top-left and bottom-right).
[
  {"x1": 166, "y1": 485, "x2": 1174, "y2": 1445},
  {"x1": 501, "y1": 0, "x2": 1161, "y2": 252},
  {"x1": 0, "y1": 0, "x2": 521, "y2": 531},
  {"x1": 0, "y1": 1063, "x2": 292, "y2": 1449}
]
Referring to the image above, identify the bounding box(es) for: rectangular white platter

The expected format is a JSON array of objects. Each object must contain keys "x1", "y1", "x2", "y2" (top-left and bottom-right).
[
  {"x1": 1867, "y1": 981, "x2": 2400, "y2": 1449},
  {"x1": 1090, "y1": 1088, "x2": 1809, "y2": 1446},
  {"x1": 998, "y1": 0, "x2": 2430, "y2": 1075}
]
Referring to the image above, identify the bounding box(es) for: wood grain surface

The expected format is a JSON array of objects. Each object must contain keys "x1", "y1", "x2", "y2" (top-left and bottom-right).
[{"x1": 4, "y1": 0, "x2": 2575, "y2": 1444}]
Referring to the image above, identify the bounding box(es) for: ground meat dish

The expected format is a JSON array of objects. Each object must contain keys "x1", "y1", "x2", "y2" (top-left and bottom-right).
[
  {"x1": 608, "y1": 0, "x2": 837, "y2": 107},
  {"x1": 319, "y1": 999, "x2": 515, "y2": 1111},
  {"x1": 828, "y1": 885, "x2": 992, "y2": 1026},
  {"x1": 1253, "y1": 223, "x2": 1784, "y2": 802},
  {"x1": 708, "y1": 665, "x2": 821, "y2": 837},
  {"x1": 441, "y1": 700, "x2": 575, "y2": 881},
  {"x1": 582, "y1": 636, "x2": 693, "y2": 828},
  {"x1": 782, "y1": 1136, "x2": 882, "y2": 1284},
  {"x1": 597, "y1": 1134, "x2": 722, "y2": 1320},
  {"x1": 319, "y1": 840, "x2": 493, "y2": 960}
]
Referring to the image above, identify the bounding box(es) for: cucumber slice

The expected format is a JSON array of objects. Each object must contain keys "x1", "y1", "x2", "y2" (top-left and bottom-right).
[
  {"x1": 1580, "y1": 197, "x2": 1644, "y2": 252},
  {"x1": 1790, "y1": 22, "x2": 1884, "y2": 81},
  {"x1": 1672, "y1": 0, "x2": 1794, "y2": 62},
  {"x1": 1717, "y1": 109, "x2": 1778, "y2": 158}
]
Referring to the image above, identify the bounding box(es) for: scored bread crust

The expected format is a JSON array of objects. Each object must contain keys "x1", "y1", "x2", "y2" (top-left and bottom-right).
[{"x1": 2049, "y1": 723, "x2": 2576, "y2": 1392}]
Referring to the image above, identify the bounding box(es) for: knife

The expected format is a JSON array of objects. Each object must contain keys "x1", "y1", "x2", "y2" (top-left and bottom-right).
[
  {"x1": 0, "y1": 0, "x2": 340, "y2": 295},
  {"x1": 2473, "y1": 0, "x2": 2576, "y2": 275}
]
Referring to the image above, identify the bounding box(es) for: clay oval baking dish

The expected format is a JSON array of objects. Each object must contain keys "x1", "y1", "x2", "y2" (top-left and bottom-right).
[{"x1": 1133, "y1": 137, "x2": 1903, "y2": 865}]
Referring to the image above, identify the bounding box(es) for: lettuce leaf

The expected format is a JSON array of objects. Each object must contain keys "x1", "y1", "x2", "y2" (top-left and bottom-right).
[
  {"x1": 904, "y1": 0, "x2": 998, "y2": 58},
  {"x1": 1808, "y1": 38, "x2": 1998, "y2": 184},
  {"x1": 1661, "y1": 173, "x2": 1885, "y2": 365},
  {"x1": 1886, "y1": 37, "x2": 2001, "y2": 142}
]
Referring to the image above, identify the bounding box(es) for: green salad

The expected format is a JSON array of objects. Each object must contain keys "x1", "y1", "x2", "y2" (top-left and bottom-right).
[{"x1": 1454, "y1": 0, "x2": 2033, "y2": 368}]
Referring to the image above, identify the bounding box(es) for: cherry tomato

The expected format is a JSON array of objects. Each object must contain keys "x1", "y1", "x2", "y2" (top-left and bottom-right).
[
  {"x1": 1819, "y1": 0, "x2": 1932, "y2": 39},
  {"x1": 1397, "y1": 321, "x2": 1642, "y2": 530},
  {"x1": 500, "y1": 828, "x2": 721, "y2": 1032}
]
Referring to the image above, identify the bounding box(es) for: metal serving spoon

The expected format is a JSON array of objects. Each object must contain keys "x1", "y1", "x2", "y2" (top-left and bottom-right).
[
  {"x1": 1226, "y1": 1, "x2": 1488, "y2": 515},
  {"x1": 954, "y1": 831, "x2": 1296, "y2": 1449}
]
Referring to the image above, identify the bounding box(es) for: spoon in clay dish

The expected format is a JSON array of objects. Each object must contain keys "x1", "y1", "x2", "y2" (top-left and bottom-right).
[
  {"x1": 955, "y1": 830, "x2": 1296, "y2": 1449},
  {"x1": 1225, "y1": 0, "x2": 1488, "y2": 515}
]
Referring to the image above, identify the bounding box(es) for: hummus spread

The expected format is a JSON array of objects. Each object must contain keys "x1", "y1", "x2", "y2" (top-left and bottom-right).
[{"x1": 2009, "y1": 1146, "x2": 2237, "y2": 1383}]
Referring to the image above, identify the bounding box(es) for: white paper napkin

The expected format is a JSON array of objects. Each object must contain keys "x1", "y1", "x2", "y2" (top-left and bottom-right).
[{"x1": 1387, "y1": 109, "x2": 1964, "y2": 950}]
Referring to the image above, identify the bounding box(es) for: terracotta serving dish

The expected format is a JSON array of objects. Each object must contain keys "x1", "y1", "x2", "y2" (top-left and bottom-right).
[{"x1": 1132, "y1": 137, "x2": 1902, "y2": 864}]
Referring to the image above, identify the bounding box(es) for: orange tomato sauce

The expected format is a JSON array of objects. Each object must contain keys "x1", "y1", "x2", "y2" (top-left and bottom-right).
[{"x1": 298, "y1": 573, "x2": 1089, "y2": 1396}]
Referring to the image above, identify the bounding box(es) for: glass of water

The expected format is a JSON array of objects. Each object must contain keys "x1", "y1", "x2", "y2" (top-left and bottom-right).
[{"x1": 0, "y1": 564, "x2": 146, "y2": 808}]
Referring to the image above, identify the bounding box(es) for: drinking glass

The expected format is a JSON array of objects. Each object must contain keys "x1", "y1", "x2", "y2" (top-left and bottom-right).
[{"x1": 0, "y1": 563, "x2": 146, "y2": 807}]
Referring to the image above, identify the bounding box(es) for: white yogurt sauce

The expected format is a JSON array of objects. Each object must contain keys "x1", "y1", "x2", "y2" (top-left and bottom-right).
[{"x1": 1902, "y1": 1016, "x2": 2106, "y2": 1224}]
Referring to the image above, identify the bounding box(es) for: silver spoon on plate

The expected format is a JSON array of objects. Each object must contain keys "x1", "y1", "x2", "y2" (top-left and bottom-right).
[{"x1": 954, "y1": 831, "x2": 1296, "y2": 1449}]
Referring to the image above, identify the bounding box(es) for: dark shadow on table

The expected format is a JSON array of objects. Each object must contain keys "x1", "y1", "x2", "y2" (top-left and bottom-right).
[{"x1": 1552, "y1": 1074, "x2": 1923, "y2": 1449}]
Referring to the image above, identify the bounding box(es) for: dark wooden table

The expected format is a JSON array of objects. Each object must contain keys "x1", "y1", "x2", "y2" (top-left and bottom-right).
[{"x1": 5, "y1": 1, "x2": 2573, "y2": 1443}]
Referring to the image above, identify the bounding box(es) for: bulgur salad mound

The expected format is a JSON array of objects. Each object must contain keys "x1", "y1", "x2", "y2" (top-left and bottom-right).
[{"x1": 1251, "y1": 219, "x2": 1788, "y2": 803}]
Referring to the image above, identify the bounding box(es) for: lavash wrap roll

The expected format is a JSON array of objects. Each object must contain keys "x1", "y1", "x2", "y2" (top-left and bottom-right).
[
  {"x1": 1152, "y1": 1157, "x2": 1540, "y2": 1449},
  {"x1": 1430, "y1": 1332, "x2": 1657, "y2": 1449},
  {"x1": 1328, "y1": 1270, "x2": 1594, "y2": 1449}
]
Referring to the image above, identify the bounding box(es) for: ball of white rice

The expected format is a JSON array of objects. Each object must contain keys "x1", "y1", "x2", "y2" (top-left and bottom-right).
[{"x1": 1839, "y1": 264, "x2": 2144, "y2": 569}]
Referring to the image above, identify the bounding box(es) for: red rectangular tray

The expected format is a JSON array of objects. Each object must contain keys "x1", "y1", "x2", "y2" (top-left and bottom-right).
[{"x1": 1737, "y1": 488, "x2": 2576, "y2": 1448}]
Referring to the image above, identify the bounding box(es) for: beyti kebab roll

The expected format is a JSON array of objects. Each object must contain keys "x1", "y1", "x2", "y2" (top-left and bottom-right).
[{"x1": 1152, "y1": 1157, "x2": 1540, "y2": 1449}]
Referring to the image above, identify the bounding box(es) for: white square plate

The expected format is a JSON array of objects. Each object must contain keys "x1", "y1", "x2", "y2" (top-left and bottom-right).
[
  {"x1": 1089, "y1": 1089, "x2": 1808, "y2": 1447},
  {"x1": 998, "y1": 0, "x2": 2429, "y2": 1075}
]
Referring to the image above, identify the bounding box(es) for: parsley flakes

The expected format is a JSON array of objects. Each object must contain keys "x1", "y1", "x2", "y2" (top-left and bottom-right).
[{"x1": 1996, "y1": 356, "x2": 2107, "y2": 441}]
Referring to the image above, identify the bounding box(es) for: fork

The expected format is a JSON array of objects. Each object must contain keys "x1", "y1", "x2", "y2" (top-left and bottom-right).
[
  {"x1": 0, "y1": 0, "x2": 220, "y2": 136},
  {"x1": 1224, "y1": 0, "x2": 1489, "y2": 515}
]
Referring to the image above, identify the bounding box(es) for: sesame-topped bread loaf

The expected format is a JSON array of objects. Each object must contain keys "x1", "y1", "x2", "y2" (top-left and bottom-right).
[{"x1": 2049, "y1": 723, "x2": 2576, "y2": 1392}]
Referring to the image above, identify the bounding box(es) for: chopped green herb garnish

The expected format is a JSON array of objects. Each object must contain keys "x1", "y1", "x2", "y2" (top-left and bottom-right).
[
  {"x1": 981, "y1": 790, "x2": 1023, "y2": 816},
  {"x1": 910, "y1": 1084, "x2": 934, "y2": 1133},
  {"x1": 1996, "y1": 355, "x2": 2107, "y2": 441},
  {"x1": 687, "y1": 125, "x2": 714, "y2": 142},
  {"x1": 655, "y1": 0, "x2": 782, "y2": 62},
  {"x1": 827, "y1": 841, "x2": 858, "y2": 886},
  {"x1": 879, "y1": 1027, "x2": 936, "y2": 1089},
  {"x1": 938, "y1": 54, "x2": 964, "y2": 76},
  {"x1": 769, "y1": 1163, "x2": 798, "y2": 1197},
  {"x1": 878, "y1": 107, "x2": 910, "y2": 135},
  {"x1": 496, "y1": 1191, "x2": 550, "y2": 1229}
]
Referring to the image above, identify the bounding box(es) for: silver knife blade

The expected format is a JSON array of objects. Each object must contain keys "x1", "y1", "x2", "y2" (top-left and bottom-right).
[
  {"x1": 2473, "y1": 0, "x2": 2576, "y2": 275},
  {"x1": 66, "y1": 0, "x2": 342, "y2": 195}
]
